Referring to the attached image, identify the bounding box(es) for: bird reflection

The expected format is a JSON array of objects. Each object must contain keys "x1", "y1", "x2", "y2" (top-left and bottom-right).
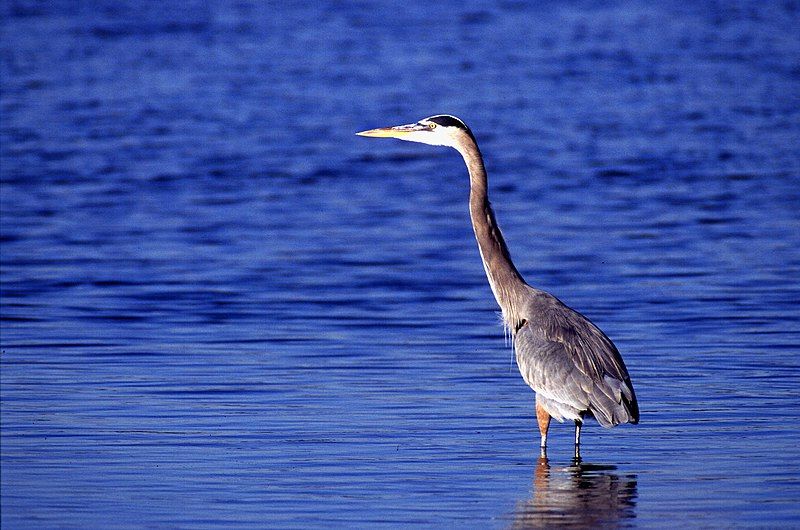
[{"x1": 512, "y1": 456, "x2": 638, "y2": 529}]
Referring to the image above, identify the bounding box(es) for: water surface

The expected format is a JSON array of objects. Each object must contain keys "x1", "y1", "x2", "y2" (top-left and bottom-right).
[{"x1": 2, "y1": 1, "x2": 800, "y2": 527}]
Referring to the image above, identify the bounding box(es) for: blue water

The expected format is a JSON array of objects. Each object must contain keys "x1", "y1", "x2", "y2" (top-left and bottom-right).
[{"x1": 2, "y1": 1, "x2": 800, "y2": 528}]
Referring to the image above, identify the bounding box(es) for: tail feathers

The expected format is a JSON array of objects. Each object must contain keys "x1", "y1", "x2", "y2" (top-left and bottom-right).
[{"x1": 590, "y1": 376, "x2": 639, "y2": 428}]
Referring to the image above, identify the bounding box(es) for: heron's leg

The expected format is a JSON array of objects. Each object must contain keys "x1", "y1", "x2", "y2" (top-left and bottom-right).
[
  {"x1": 573, "y1": 420, "x2": 582, "y2": 461},
  {"x1": 535, "y1": 395, "x2": 551, "y2": 457}
]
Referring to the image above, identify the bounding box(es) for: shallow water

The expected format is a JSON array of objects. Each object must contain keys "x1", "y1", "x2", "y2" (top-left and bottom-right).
[{"x1": 2, "y1": 1, "x2": 800, "y2": 528}]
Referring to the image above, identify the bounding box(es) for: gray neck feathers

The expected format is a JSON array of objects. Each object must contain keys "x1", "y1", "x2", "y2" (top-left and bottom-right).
[{"x1": 455, "y1": 133, "x2": 528, "y2": 333}]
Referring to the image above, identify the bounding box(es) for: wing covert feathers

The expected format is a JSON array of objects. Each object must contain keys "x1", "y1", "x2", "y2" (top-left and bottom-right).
[{"x1": 513, "y1": 290, "x2": 639, "y2": 427}]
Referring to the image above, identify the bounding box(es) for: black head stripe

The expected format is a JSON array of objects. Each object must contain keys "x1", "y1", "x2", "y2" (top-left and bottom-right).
[
  {"x1": 428, "y1": 115, "x2": 467, "y2": 129},
  {"x1": 426, "y1": 115, "x2": 476, "y2": 142}
]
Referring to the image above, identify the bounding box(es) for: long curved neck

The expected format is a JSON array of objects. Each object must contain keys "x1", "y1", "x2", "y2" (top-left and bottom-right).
[{"x1": 455, "y1": 137, "x2": 528, "y2": 330}]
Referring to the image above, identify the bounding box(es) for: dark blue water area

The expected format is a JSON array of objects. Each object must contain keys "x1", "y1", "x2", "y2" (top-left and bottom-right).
[{"x1": 2, "y1": 1, "x2": 800, "y2": 528}]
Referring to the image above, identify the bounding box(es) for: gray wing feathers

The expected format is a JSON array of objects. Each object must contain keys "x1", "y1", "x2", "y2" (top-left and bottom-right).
[{"x1": 513, "y1": 292, "x2": 639, "y2": 427}]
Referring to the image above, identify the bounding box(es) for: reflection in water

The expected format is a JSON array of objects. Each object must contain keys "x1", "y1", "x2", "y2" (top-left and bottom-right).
[{"x1": 512, "y1": 457, "x2": 638, "y2": 528}]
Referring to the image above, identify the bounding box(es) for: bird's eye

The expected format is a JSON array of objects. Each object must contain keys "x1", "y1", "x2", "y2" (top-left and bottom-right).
[{"x1": 428, "y1": 123, "x2": 436, "y2": 130}]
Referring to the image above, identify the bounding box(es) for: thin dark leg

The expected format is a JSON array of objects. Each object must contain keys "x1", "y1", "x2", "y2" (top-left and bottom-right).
[{"x1": 573, "y1": 420, "x2": 582, "y2": 461}]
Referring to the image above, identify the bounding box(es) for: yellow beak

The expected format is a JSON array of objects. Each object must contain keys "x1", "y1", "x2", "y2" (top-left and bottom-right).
[{"x1": 356, "y1": 123, "x2": 419, "y2": 138}]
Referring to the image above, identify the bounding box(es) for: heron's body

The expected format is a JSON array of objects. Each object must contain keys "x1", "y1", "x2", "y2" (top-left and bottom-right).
[{"x1": 357, "y1": 115, "x2": 638, "y2": 458}]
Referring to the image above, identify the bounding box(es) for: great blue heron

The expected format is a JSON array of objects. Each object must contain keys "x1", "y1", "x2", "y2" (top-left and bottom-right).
[{"x1": 357, "y1": 115, "x2": 638, "y2": 459}]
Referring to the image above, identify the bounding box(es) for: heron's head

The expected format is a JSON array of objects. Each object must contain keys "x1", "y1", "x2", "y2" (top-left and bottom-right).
[{"x1": 357, "y1": 115, "x2": 475, "y2": 149}]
